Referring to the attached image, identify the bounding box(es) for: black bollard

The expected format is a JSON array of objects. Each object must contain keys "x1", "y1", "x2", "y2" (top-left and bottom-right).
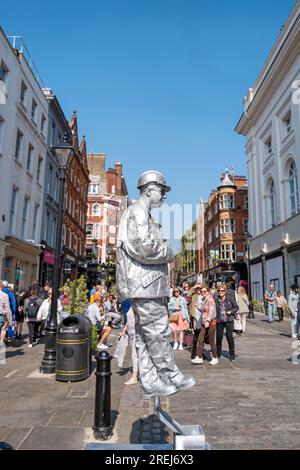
[{"x1": 93, "y1": 350, "x2": 113, "y2": 440}]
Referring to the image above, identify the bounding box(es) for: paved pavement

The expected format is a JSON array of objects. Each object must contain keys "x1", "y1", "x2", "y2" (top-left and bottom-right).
[{"x1": 0, "y1": 313, "x2": 299, "y2": 450}]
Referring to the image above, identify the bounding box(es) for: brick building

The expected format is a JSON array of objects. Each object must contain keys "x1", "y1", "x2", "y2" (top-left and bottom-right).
[
  {"x1": 85, "y1": 154, "x2": 128, "y2": 288},
  {"x1": 204, "y1": 172, "x2": 248, "y2": 287},
  {"x1": 62, "y1": 112, "x2": 89, "y2": 282}
]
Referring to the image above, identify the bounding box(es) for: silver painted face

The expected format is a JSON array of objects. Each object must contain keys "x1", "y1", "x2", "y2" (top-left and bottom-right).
[{"x1": 149, "y1": 185, "x2": 167, "y2": 208}]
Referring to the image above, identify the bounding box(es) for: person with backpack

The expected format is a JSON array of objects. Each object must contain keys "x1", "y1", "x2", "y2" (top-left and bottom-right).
[{"x1": 23, "y1": 287, "x2": 43, "y2": 347}]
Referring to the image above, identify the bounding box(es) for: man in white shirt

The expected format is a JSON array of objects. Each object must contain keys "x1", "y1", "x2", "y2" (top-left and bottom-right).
[{"x1": 86, "y1": 299, "x2": 112, "y2": 350}]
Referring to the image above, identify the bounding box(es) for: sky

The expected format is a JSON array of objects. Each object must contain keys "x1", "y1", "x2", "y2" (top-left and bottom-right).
[{"x1": 1, "y1": 0, "x2": 297, "y2": 247}]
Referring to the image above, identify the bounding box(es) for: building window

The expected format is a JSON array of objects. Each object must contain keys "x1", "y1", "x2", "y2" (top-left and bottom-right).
[
  {"x1": 220, "y1": 219, "x2": 235, "y2": 234},
  {"x1": 20, "y1": 80, "x2": 27, "y2": 104},
  {"x1": 21, "y1": 196, "x2": 30, "y2": 239},
  {"x1": 282, "y1": 110, "x2": 292, "y2": 136},
  {"x1": 26, "y1": 144, "x2": 34, "y2": 172},
  {"x1": 245, "y1": 194, "x2": 248, "y2": 210},
  {"x1": 32, "y1": 204, "x2": 39, "y2": 240},
  {"x1": 93, "y1": 203, "x2": 101, "y2": 216},
  {"x1": 208, "y1": 230, "x2": 212, "y2": 243},
  {"x1": 219, "y1": 194, "x2": 234, "y2": 209},
  {"x1": 86, "y1": 223, "x2": 93, "y2": 239},
  {"x1": 207, "y1": 209, "x2": 212, "y2": 221},
  {"x1": 15, "y1": 129, "x2": 23, "y2": 161},
  {"x1": 45, "y1": 212, "x2": 50, "y2": 243},
  {"x1": 269, "y1": 178, "x2": 277, "y2": 228},
  {"x1": 221, "y1": 243, "x2": 235, "y2": 261},
  {"x1": 37, "y1": 156, "x2": 43, "y2": 182},
  {"x1": 214, "y1": 223, "x2": 219, "y2": 239},
  {"x1": 288, "y1": 160, "x2": 299, "y2": 216},
  {"x1": 0, "y1": 60, "x2": 8, "y2": 82},
  {"x1": 88, "y1": 184, "x2": 99, "y2": 194},
  {"x1": 0, "y1": 116, "x2": 4, "y2": 154},
  {"x1": 94, "y1": 223, "x2": 100, "y2": 239},
  {"x1": 264, "y1": 135, "x2": 272, "y2": 158},
  {"x1": 9, "y1": 187, "x2": 18, "y2": 234},
  {"x1": 41, "y1": 114, "x2": 46, "y2": 134},
  {"x1": 244, "y1": 219, "x2": 248, "y2": 234},
  {"x1": 52, "y1": 217, "x2": 57, "y2": 247},
  {"x1": 31, "y1": 98, "x2": 37, "y2": 121},
  {"x1": 48, "y1": 165, "x2": 53, "y2": 195},
  {"x1": 51, "y1": 120, "x2": 56, "y2": 146}
]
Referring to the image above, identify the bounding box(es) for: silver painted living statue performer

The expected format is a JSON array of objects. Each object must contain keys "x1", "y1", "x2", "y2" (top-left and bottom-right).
[{"x1": 116, "y1": 170, "x2": 196, "y2": 398}]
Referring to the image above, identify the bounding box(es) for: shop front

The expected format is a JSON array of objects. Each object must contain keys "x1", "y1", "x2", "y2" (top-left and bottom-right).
[
  {"x1": 3, "y1": 237, "x2": 40, "y2": 290},
  {"x1": 288, "y1": 244, "x2": 300, "y2": 287},
  {"x1": 39, "y1": 249, "x2": 55, "y2": 287},
  {"x1": 63, "y1": 249, "x2": 77, "y2": 284}
]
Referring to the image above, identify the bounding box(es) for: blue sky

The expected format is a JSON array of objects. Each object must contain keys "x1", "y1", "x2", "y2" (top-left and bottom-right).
[{"x1": 1, "y1": 0, "x2": 296, "y2": 245}]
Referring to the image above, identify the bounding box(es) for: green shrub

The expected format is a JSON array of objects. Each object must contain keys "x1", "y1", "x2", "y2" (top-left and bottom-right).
[{"x1": 60, "y1": 275, "x2": 89, "y2": 315}]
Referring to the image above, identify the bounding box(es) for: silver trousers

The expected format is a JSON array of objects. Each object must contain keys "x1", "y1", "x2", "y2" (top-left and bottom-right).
[{"x1": 131, "y1": 297, "x2": 181, "y2": 393}]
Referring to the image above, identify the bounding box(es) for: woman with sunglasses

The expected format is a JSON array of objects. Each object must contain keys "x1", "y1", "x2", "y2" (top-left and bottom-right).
[
  {"x1": 215, "y1": 284, "x2": 239, "y2": 361},
  {"x1": 191, "y1": 286, "x2": 218, "y2": 365},
  {"x1": 168, "y1": 288, "x2": 189, "y2": 350}
]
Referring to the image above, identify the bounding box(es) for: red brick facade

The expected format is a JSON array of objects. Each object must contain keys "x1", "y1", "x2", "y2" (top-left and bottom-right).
[
  {"x1": 63, "y1": 112, "x2": 89, "y2": 280},
  {"x1": 204, "y1": 173, "x2": 248, "y2": 286}
]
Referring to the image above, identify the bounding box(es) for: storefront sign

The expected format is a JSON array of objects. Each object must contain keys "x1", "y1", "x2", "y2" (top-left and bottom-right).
[{"x1": 44, "y1": 251, "x2": 55, "y2": 265}]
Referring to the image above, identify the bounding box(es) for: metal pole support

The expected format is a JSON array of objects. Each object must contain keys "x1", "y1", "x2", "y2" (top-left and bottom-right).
[
  {"x1": 154, "y1": 397, "x2": 208, "y2": 450},
  {"x1": 93, "y1": 350, "x2": 113, "y2": 440}
]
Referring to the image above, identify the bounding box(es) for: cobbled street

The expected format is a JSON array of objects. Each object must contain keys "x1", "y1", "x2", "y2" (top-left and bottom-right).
[{"x1": 1, "y1": 315, "x2": 299, "y2": 450}]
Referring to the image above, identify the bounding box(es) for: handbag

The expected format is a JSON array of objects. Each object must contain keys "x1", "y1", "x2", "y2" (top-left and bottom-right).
[
  {"x1": 113, "y1": 335, "x2": 129, "y2": 368},
  {"x1": 169, "y1": 313, "x2": 179, "y2": 323},
  {"x1": 233, "y1": 317, "x2": 243, "y2": 332}
]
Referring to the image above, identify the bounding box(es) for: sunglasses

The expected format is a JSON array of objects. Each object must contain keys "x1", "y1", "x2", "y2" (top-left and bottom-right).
[{"x1": 218, "y1": 289, "x2": 225, "y2": 292}]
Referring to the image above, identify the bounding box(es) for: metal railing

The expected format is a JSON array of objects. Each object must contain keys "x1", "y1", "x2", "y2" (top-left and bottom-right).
[{"x1": 7, "y1": 35, "x2": 45, "y2": 88}]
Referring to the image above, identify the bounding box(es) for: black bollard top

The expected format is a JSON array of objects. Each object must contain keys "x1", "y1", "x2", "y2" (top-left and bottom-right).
[{"x1": 95, "y1": 351, "x2": 113, "y2": 362}]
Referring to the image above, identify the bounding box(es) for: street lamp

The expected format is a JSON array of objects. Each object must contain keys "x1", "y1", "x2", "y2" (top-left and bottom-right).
[
  {"x1": 246, "y1": 231, "x2": 255, "y2": 319},
  {"x1": 40, "y1": 134, "x2": 75, "y2": 374}
]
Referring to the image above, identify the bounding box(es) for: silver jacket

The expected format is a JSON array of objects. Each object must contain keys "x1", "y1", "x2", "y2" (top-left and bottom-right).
[{"x1": 117, "y1": 201, "x2": 174, "y2": 300}]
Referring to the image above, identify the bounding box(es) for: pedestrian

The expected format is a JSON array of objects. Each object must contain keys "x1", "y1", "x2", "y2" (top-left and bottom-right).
[
  {"x1": 168, "y1": 287, "x2": 189, "y2": 351},
  {"x1": 236, "y1": 286, "x2": 249, "y2": 333},
  {"x1": 275, "y1": 291, "x2": 287, "y2": 322},
  {"x1": 23, "y1": 286, "x2": 43, "y2": 347},
  {"x1": 215, "y1": 284, "x2": 239, "y2": 361},
  {"x1": 37, "y1": 287, "x2": 63, "y2": 328},
  {"x1": 120, "y1": 306, "x2": 139, "y2": 385},
  {"x1": 117, "y1": 169, "x2": 195, "y2": 397},
  {"x1": 90, "y1": 284, "x2": 102, "y2": 303},
  {"x1": 39, "y1": 283, "x2": 50, "y2": 301},
  {"x1": 104, "y1": 294, "x2": 122, "y2": 327},
  {"x1": 15, "y1": 289, "x2": 26, "y2": 339},
  {"x1": 265, "y1": 284, "x2": 277, "y2": 323},
  {"x1": 181, "y1": 282, "x2": 190, "y2": 298},
  {"x1": 86, "y1": 298, "x2": 112, "y2": 350},
  {"x1": 191, "y1": 285, "x2": 218, "y2": 365},
  {"x1": 288, "y1": 284, "x2": 299, "y2": 339},
  {"x1": 0, "y1": 280, "x2": 12, "y2": 347},
  {"x1": 2, "y1": 280, "x2": 16, "y2": 321},
  {"x1": 188, "y1": 285, "x2": 203, "y2": 359}
]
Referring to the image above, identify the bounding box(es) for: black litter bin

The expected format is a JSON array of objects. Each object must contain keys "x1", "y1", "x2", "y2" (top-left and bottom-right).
[{"x1": 56, "y1": 314, "x2": 92, "y2": 382}]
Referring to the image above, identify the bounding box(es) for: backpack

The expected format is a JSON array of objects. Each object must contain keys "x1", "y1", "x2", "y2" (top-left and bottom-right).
[{"x1": 27, "y1": 296, "x2": 39, "y2": 319}]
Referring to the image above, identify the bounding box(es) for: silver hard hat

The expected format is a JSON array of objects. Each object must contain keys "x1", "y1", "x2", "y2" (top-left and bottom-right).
[{"x1": 137, "y1": 170, "x2": 171, "y2": 192}]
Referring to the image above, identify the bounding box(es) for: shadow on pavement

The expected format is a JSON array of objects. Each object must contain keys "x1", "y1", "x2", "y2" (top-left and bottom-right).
[{"x1": 130, "y1": 414, "x2": 169, "y2": 444}]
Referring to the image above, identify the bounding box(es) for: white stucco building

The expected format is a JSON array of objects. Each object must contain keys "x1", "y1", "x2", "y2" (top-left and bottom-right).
[
  {"x1": 235, "y1": 3, "x2": 300, "y2": 301},
  {"x1": 0, "y1": 29, "x2": 48, "y2": 288}
]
